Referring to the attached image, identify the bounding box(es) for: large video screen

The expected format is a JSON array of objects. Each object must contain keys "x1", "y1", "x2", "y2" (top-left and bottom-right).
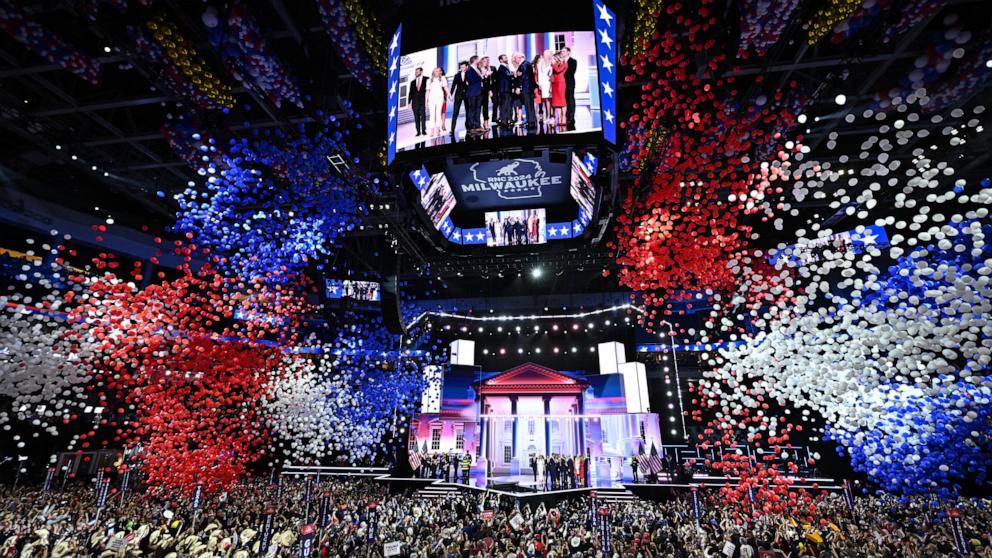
[
  {"x1": 445, "y1": 154, "x2": 570, "y2": 211},
  {"x1": 485, "y1": 208, "x2": 547, "y2": 247},
  {"x1": 392, "y1": 31, "x2": 600, "y2": 154},
  {"x1": 386, "y1": 2, "x2": 617, "y2": 163}
]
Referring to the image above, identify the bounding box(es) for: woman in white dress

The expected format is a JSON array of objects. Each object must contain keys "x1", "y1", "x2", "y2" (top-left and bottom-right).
[
  {"x1": 426, "y1": 67, "x2": 449, "y2": 137},
  {"x1": 536, "y1": 50, "x2": 554, "y2": 125}
]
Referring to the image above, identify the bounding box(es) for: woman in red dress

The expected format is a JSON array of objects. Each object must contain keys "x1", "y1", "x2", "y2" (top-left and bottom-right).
[{"x1": 551, "y1": 53, "x2": 568, "y2": 128}]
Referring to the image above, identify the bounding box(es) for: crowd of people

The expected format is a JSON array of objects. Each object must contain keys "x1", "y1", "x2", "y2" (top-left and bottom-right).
[
  {"x1": 1, "y1": 476, "x2": 991, "y2": 557},
  {"x1": 407, "y1": 48, "x2": 579, "y2": 140}
]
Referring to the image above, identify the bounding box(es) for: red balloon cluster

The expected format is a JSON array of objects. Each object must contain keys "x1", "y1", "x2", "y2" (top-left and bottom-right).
[
  {"x1": 610, "y1": 0, "x2": 803, "y2": 338},
  {"x1": 62, "y1": 237, "x2": 310, "y2": 494}
]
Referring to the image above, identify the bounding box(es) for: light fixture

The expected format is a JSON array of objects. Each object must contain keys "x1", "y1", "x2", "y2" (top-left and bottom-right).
[
  {"x1": 552, "y1": 324, "x2": 559, "y2": 331},
  {"x1": 482, "y1": 349, "x2": 489, "y2": 355},
  {"x1": 834, "y1": 93, "x2": 846, "y2": 105},
  {"x1": 517, "y1": 348, "x2": 524, "y2": 354},
  {"x1": 531, "y1": 267, "x2": 542, "y2": 278},
  {"x1": 535, "y1": 348, "x2": 541, "y2": 353},
  {"x1": 797, "y1": 114, "x2": 807, "y2": 124},
  {"x1": 499, "y1": 348, "x2": 506, "y2": 355}
]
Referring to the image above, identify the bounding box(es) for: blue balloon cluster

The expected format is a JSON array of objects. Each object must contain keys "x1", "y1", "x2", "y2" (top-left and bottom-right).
[
  {"x1": 826, "y1": 220, "x2": 992, "y2": 498},
  {"x1": 173, "y1": 110, "x2": 374, "y2": 281},
  {"x1": 828, "y1": 375, "x2": 992, "y2": 498}
]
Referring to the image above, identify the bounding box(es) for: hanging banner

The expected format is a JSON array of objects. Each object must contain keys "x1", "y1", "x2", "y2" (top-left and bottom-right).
[
  {"x1": 318, "y1": 492, "x2": 331, "y2": 529},
  {"x1": 303, "y1": 477, "x2": 313, "y2": 520},
  {"x1": 948, "y1": 509, "x2": 967, "y2": 556},
  {"x1": 691, "y1": 487, "x2": 701, "y2": 522},
  {"x1": 589, "y1": 491, "x2": 598, "y2": 527},
  {"x1": 192, "y1": 483, "x2": 203, "y2": 511},
  {"x1": 276, "y1": 474, "x2": 284, "y2": 499},
  {"x1": 842, "y1": 481, "x2": 855, "y2": 512},
  {"x1": 598, "y1": 506, "x2": 611, "y2": 553},
  {"x1": 259, "y1": 505, "x2": 275, "y2": 555},
  {"x1": 367, "y1": 502, "x2": 379, "y2": 544},
  {"x1": 42, "y1": 467, "x2": 55, "y2": 491},
  {"x1": 96, "y1": 478, "x2": 111, "y2": 508},
  {"x1": 299, "y1": 523, "x2": 316, "y2": 557},
  {"x1": 120, "y1": 468, "x2": 131, "y2": 493},
  {"x1": 94, "y1": 469, "x2": 105, "y2": 492}
]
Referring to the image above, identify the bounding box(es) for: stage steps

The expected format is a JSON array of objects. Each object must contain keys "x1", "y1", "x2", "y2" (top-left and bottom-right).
[
  {"x1": 592, "y1": 487, "x2": 639, "y2": 504},
  {"x1": 415, "y1": 484, "x2": 461, "y2": 500}
]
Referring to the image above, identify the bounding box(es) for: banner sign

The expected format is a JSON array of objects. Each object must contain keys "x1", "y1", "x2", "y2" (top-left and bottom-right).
[
  {"x1": 276, "y1": 474, "x2": 284, "y2": 499},
  {"x1": 445, "y1": 155, "x2": 570, "y2": 210},
  {"x1": 367, "y1": 502, "x2": 379, "y2": 544},
  {"x1": 842, "y1": 481, "x2": 855, "y2": 512},
  {"x1": 384, "y1": 541, "x2": 403, "y2": 557},
  {"x1": 589, "y1": 491, "x2": 598, "y2": 527},
  {"x1": 304, "y1": 478, "x2": 313, "y2": 506},
  {"x1": 120, "y1": 468, "x2": 131, "y2": 493},
  {"x1": 300, "y1": 523, "x2": 316, "y2": 557},
  {"x1": 691, "y1": 487, "x2": 701, "y2": 522},
  {"x1": 318, "y1": 492, "x2": 331, "y2": 529},
  {"x1": 94, "y1": 469, "x2": 105, "y2": 492},
  {"x1": 43, "y1": 467, "x2": 55, "y2": 492},
  {"x1": 192, "y1": 483, "x2": 203, "y2": 511},
  {"x1": 598, "y1": 506, "x2": 611, "y2": 553},
  {"x1": 481, "y1": 510, "x2": 494, "y2": 521},
  {"x1": 948, "y1": 509, "x2": 967, "y2": 556},
  {"x1": 259, "y1": 506, "x2": 275, "y2": 555},
  {"x1": 96, "y1": 478, "x2": 111, "y2": 508}
]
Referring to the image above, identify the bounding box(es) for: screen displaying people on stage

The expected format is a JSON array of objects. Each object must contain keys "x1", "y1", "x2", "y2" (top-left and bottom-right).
[
  {"x1": 484, "y1": 208, "x2": 546, "y2": 247},
  {"x1": 420, "y1": 172, "x2": 457, "y2": 227},
  {"x1": 395, "y1": 31, "x2": 600, "y2": 153},
  {"x1": 325, "y1": 279, "x2": 381, "y2": 302}
]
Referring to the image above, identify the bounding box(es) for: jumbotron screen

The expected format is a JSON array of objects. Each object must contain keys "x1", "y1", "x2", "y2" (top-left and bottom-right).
[{"x1": 386, "y1": 1, "x2": 617, "y2": 163}]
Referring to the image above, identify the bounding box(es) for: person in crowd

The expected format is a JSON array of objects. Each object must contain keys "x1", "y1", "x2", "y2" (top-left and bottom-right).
[
  {"x1": 560, "y1": 46, "x2": 577, "y2": 130},
  {"x1": 511, "y1": 52, "x2": 537, "y2": 129},
  {"x1": 426, "y1": 67, "x2": 449, "y2": 138},
  {"x1": 407, "y1": 67, "x2": 428, "y2": 136},
  {"x1": 631, "y1": 455, "x2": 640, "y2": 484},
  {"x1": 459, "y1": 453, "x2": 472, "y2": 484},
  {"x1": 449, "y1": 61, "x2": 470, "y2": 137}
]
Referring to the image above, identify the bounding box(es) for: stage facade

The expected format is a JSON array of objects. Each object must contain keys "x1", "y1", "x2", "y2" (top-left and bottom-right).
[{"x1": 410, "y1": 362, "x2": 662, "y2": 482}]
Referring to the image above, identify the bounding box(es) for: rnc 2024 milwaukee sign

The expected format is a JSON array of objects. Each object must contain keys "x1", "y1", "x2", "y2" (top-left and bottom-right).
[{"x1": 445, "y1": 156, "x2": 570, "y2": 210}]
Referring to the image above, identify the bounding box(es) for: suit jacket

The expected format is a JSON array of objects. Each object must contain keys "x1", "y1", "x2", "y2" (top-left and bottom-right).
[
  {"x1": 451, "y1": 71, "x2": 467, "y2": 98},
  {"x1": 496, "y1": 64, "x2": 513, "y2": 93},
  {"x1": 465, "y1": 66, "x2": 483, "y2": 97},
  {"x1": 408, "y1": 76, "x2": 428, "y2": 105},
  {"x1": 564, "y1": 58, "x2": 577, "y2": 88},
  {"x1": 516, "y1": 60, "x2": 534, "y2": 92}
]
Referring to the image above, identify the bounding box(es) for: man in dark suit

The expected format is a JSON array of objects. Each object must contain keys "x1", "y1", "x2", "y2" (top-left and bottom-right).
[
  {"x1": 560, "y1": 47, "x2": 578, "y2": 130},
  {"x1": 464, "y1": 55, "x2": 484, "y2": 134},
  {"x1": 407, "y1": 67, "x2": 428, "y2": 136},
  {"x1": 449, "y1": 61, "x2": 470, "y2": 136},
  {"x1": 495, "y1": 54, "x2": 513, "y2": 127},
  {"x1": 511, "y1": 52, "x2": 536, "y2": 129}
]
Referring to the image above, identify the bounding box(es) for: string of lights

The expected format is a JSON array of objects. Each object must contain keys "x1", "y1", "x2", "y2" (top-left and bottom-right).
[{"x1": 405, "y1": 303, "x2": 648, "y2": 328}]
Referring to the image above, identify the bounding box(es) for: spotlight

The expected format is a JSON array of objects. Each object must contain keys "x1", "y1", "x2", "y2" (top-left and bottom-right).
[
  {"x1": 797, "y1": 114, "x2": 807, "y2": 124},
  {"x1": 531, "y1": 267, "x2": 542, "y2": 278},
  {"x1": 834, "y1": 93, "x2": 847, "y2": 105},
  {"x1": 587, "y1": 322, "x2": 594, "y2": 329},
  {"x1": 533, "y1": 325, "x2": 539, "y2": 332},
  {"x1": 482, "y1": 349, "x2": 489, "y2": 355},
  {"x1": 517, "y1": 348, "x2": 524, "y2": 354},
  {"x1": 514, "y1": 326, "x2": 521, "y2": 332},
  {"x1": 553, "y1": 347, "x2": 559, "y2": 353},
  {"x1": 497, "y1": 326, "x2": 503, "y2": 332},
  {"x1": 571, "y1": 347, "x2": 578, "y2": 353},
  {"x1": 572, "y1": 324, "x2": 579, "y2": 330},
  {"x1": 477, "y1": 327, "x2": 483, "y2": 332},
  {"x1": 552, "y1": 324, "x2": 559, "y2": 331},
  {"x1": 499, "y1": 348, "x2": 506, "y2": 355},
  {"x1": 535, "y1": 348, "x2": 541, "y2": 354}
]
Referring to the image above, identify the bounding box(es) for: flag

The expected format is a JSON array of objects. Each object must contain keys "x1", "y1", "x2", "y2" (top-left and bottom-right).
[
  {"x1": 635, "y1": 443, "x2": 651, "y2": 473},
  {"x1": 408, "y1": 448, "x2": 421, "y2": 472},
  {"x1": 647, "y1": 443, "x2": 664, "y2": 474}
]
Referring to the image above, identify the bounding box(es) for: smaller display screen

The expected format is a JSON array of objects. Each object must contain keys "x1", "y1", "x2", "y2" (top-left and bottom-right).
[
  {"x1": 325, "y1": 279, "x2": 381, "y2": 302},
  {"x1": 484, "y1": 208, "x2": 546, "y2": 247},
  {"x1": 420, "y1": 172, "x2": 457, "y2": 227}
]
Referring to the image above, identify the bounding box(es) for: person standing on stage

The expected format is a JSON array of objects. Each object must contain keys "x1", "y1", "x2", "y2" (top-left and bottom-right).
[
  {"x1": 551, "y1": 53, "x2": 567, "y2": 129},
  {"x1": 511, "y1": 52, "x2": 537, "y2": 129},
  {"x1": 536, "y1": 454, "x2": 546, "y2": 489},
  {"x1": 495, "y1": 54, "x2": 512, "y2": 127},
  {"x1": 460, "y1": 453, "x2": 472, "y2": 484},
  {"x1": 630, "y1": 456, "x2": 639, "y2": 483},
  {"x1": 407, "y1": 67, "x2": 428, "y2": 137},
  {"x1": 560, "y1": 47, "x2": 577, "y2": 130},
  {"x1": 547, "y1": 455, "x2": 558, "y2": 490},
  {"x1": 566, "y1": 455, "x2": 576, "y2": 489},
  {"x1": 536, "y1": 50, "x2": 554, "y2": 126},
  {"x1": 479, "y1": 56, "x2": 493, "y2": 130},
  {"x1": 449, "y1": 61, "x2": 469, "y2": 137},
  {"x1": 426, "y1": 67, "x2": 449, "y2": 138},
  {"x1": 465, "y1": 55, "x2": 484, "y2": 135},
  {"x1": 529, "y1": 455, "x2": 537, "y2": 484}
]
